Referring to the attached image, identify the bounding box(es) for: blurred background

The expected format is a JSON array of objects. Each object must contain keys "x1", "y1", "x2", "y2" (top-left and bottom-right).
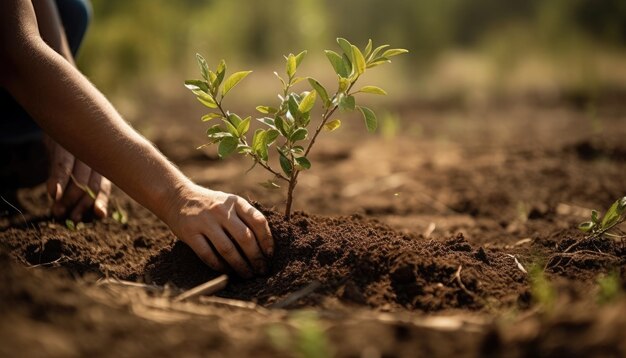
[{"x1": 76, "y1": 0, "x2": 626, "y2": 134}]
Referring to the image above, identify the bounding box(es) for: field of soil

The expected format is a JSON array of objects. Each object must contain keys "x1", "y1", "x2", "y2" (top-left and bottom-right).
[{"x1": 2, "y1": 96, "x2": 626, "y2": 357}]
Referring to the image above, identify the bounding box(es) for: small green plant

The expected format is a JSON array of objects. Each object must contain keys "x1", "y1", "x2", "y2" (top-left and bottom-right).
[
  {"x1": 578, "y1": 196, "x2": 626, "y2": 240},
  {"x1": 596, "y1": 271, "x2": 622, "y2": 305},
  {"x1": 185, "y1": 38, "x2": 407, "y2": 219},
  {"x1": 266, "y1": 311, "x2": 332, "y2": 358},
  {"x1": 529, "y1": 262, "x2": 556, "y2": 312}
]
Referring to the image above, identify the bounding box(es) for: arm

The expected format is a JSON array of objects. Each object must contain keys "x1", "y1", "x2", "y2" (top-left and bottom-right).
[
  {"x1": 32, "y1": 0, "x2": 112, "y2": 222},
  {"x1": 0, "y1": 0, "x2": 273, "y2": 277}
]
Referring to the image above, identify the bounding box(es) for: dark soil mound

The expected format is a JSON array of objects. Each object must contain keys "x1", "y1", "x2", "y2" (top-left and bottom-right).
[{"x1": 144, "y1": 209, "x2": 528, "y2": 311}]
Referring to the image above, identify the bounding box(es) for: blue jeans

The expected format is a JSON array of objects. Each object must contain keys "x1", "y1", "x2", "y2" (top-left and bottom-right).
[
  {"x1": 0, "y1": 0, "x2": 91, "y2": 191},
  {"x1": 0, "y1": 0, "x2": 92, "y2": 143}
]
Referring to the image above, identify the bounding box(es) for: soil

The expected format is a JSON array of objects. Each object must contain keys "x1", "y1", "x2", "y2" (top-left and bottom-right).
[{"x1": 2, "y1": 98, "x2": 626, "y2": 357}]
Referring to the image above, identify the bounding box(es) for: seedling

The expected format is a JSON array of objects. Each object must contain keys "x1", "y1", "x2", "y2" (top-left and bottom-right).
[
  {"x1": 578, "y1": 196, "x2": 626, "y2": 240},
  {"x1": 185, "y1": 38, "x2": 408, "y2": 219},
  {"x1": 596, "y1": 271, "x2": 621, "y2": 305}
]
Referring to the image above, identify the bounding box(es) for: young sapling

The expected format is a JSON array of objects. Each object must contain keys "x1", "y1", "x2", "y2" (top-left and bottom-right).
[
  {"x1": 185, "y1": 38, "x2": 408, "y2": 219},
  {"x1": 578, "y1": 196, "x2": 626, "y2": 241}
]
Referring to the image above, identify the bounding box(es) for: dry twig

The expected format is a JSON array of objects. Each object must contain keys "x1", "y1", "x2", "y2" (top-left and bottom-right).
[{"x1": 174, "y1": 275, "x2": 229, "y2": 302}]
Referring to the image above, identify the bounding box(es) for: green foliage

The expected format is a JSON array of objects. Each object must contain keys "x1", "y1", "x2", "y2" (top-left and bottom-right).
[
  {"x1": 578, "y1": 197, "x2": 626, "y2": 240},
  {"x1": 597, "y1": 271, "x2": 622, "y2": 305},
  {"x1": 185, "y1": 38, "x2": 407, "y2": 218},
  {"x1": 266, "y1": 311, "x2": 332, "y2": 358},
  {"x1": 529, "y1": 263, "x2": 556, "y2": 312}
]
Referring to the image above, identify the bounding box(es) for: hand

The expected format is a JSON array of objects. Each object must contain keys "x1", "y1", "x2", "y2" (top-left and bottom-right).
[
  {"x1": 45, "y1": 136, "x2": 111, "y2": 222},
  {"x1": 165, "y1": 184, "x2": 273, "y2": 278}
]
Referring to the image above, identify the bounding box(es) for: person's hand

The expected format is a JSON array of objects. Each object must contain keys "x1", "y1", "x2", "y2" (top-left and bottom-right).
[
  {"x1": 165, "y1": 184, "x2": 274, "y2": 278},
  {"x1": 44, "y1": 136, "x2": 111, "y2": 222}
]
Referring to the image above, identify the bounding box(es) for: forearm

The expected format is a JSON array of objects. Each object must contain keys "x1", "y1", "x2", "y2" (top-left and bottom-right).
[
  {"x1": 32, "y1": 0, "x2": 74, "y2": 64},
  {"x1": 4, "y1": 38, "x2": 191, "y2": 222}
]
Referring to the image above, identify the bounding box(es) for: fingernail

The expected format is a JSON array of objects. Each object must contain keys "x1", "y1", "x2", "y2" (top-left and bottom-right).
[
  {"x1": 55, "y1": 183, "x2": 63, "y2": 201},
  {"x1": 96, "y1": 202, "x2": 107, "y2": 217}
]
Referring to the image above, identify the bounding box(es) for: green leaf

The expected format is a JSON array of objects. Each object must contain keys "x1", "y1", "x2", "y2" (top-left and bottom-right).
[
  {"x1": 215, "y1": 59, "x2": 226, "y2": 88},
  {"x1": 218, "y1": 137, "x2": 238, "y2": 158},
  {"x1": 338, "y1": 94, "x2": 356, "y2": 111},
  {"x1": 237, "y1": 144, "x2": 252, "y2": 154},
  {"x1": 275, "y1": 116, "x2": 289, "y2": 137},
  {"x1": 290, "y1": 77, "x2": 306, "y2": 85},
  {"x1": 351, "y1": 45, "x2": 366, "y2": 75},
  {"x1": 279, "y1": 151, "x2": 293, "y2": 176},
  {"x1": 265, "y1": 129, "x2": 279, "y2": 145},
  {"x1": 324, "y1": 119, "x2": 341, "y2": 131},
  {"x1": 295, "y1": 156, "x2": 311, "y2": 170},
  {"x1": 324, "y1": 50, "x2": 349, "y2": 78},
  {"x1": 222, "y1": 71, "x2": 252, "y2": 96},
  {"x1": 298, "y1": 90, "x2": 317, "y2": 113},
  {"x1": 359, "y1": 85, "x2": 387, "y2": 95},
  {"x1": 382, "y1": 48, "x2": 409, "y2": 58},
  {"x1": 201, "y1": 113, "x2": 222, "y2": 122},
  {"x1": 358, "y1": 106, "x2": 377, "y2": 132},
  {"x1": 291, "y1": 145, "x2": 304, "y2": 154},
  {"x1": 252, "y1": 129, "x2": 266, "y2": 154},
  {"x1": 112, "y1": 209, "x2": 128, "y2": 224},
  {"x1": 287, "y1": 95, "x2": 300, "y2": 119},
  {"x1": 295, "y1": 50, "x2": 307, "y2": 67},
  {"x1": 601, "y1": 199, "x2": 623, "y2": 229},
  {"x1": 65, "y1": 219, "x2": 76, "y2": 231},
  {"x1": 256, "y1": 106, "x2": 278, "y2": 114},
  {"x1": 368, "y1": 44, "x2": 389, "y2": 61},
  {"x1": 206, "y1": 124, "x2": 226, "y2": 137},
  {"x1": 342, "y1": 53, "x2": 353, "y2": 78},
  {"x1": 336, "y1": 38, "x2": 353, "y2": 57},
  {"x1": 196, "y1": 53, "x2": 209, "y2": 81},
  {"x1": 591, "y1": 210, "x2": 600, "y2": 224},
  {"x1": 257, "y1": 117, "x2": 276, "y2": 129},
  {"x1": 338, "y1": 77, "x2": 350, "y2": 93},
  {"x1": 222, "y1": 118, "x2": 239, "y2": 137},
  {"x1": 195, "y1": 92, "x2": 217, "y2": 108},
  {"x1": 228, "y1": 113, "x2": 242, "y2": 127},
  {"x1": 286, "y1": 54, "x2": 297, "y2": 78},
  {"x1": 578, "y1": 221, "x2": 595, "y2": 233},
  {"x1": 367, "y1": 57, "x2": 391, "y2": 68},
  {"x1": 290, "y1": 128, "x2": 308, "y2": 142},
  {"x1": 365, "y1": 39, "x2": 373, "y2": 57},
  {"x1": 618, "y1": 197, "x2": 626, "y2": 213},
  {"x1": 260, "y1": 180, "x2": 281, "y2": 190},
  {"x1": 307, "y1": 78, "x2": 330, "y2": 107},
  {"x1": 237, "y1": 116, "x2": 251, "y2": 136},
  {"x1": 185, "y1": 79, "x2": 209, "y2": 93}
]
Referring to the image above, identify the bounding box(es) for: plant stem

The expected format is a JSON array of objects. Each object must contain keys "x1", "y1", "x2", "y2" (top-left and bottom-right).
[{"x1": 284, "y1": 172, "x2": 296, "y2": 220}]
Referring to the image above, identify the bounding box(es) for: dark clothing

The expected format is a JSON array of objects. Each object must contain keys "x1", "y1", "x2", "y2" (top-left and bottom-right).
[
  {"x1": 0, "y1": 0, "x2": 91, "y2": 191},
  {"x1": 0, "y1": 0, "x2": 91, "y2": 142}
]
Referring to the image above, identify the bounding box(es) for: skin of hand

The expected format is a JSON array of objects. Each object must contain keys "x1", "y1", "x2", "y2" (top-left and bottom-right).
[
  {"x1": 44, "y1": 135, "x2": 111, "y2": 221},
  {"x1": 0, "y1": 0, "x2": 274, "y2": 277},
  {"x1": 32, "y1": 0, "x2": 111, "y2": 222}
]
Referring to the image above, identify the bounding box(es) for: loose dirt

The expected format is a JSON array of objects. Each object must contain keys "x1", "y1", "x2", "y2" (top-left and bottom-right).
[{"x1": 2, "y1": 99, "x2": 626, "y2": 357}]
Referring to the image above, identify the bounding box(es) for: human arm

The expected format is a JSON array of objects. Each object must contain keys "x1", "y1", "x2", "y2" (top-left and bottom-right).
[
  {"x1": 32, "y1": 0, "x2": 111, "y2": 221},
  {"x1": 0, "y1": 0, "x2": 272, "y2": 277}
]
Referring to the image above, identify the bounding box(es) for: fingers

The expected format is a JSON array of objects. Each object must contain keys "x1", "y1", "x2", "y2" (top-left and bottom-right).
[
  {"x1": 223, "y1": 215, "x2": 267, "y2": 275},
  {"x1": 69, "y1": 172, "x2": 111, "y2": 221},
  {"x1": 52, "y1": 159, "x2": 91, "y2": 217},
  {"x1": 204, "y1": 225, "x2": 254, "y2": 279},
  {"x1": 47, "y1": 144, "x2": 74, "y2": 202},
  {"x1": 93, "y1": 178, "x2": 112, "y2": 218},
  {"x1": 185, "y1": 234, "x2": 226, "y2": 272},
  {"x1": 235, "y1": 198, "x2": 274, "y2": 258}
]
